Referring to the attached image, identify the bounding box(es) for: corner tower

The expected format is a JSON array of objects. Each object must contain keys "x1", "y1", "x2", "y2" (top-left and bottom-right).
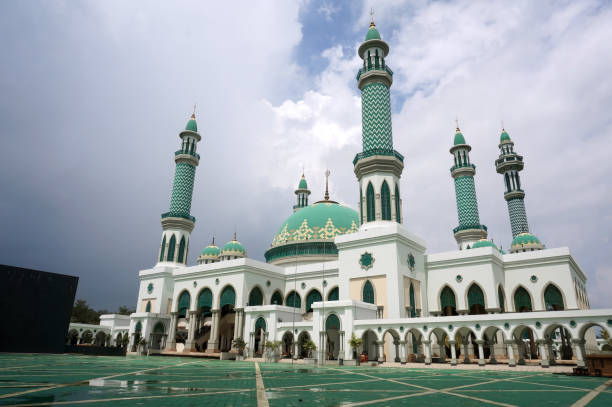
[
  {"x1": 450, "y1": 126, "x2": 487, "y2": 249},
  {"x1": 293, "y1": 172, "x2": 311, "y2": 212},
  {"x1": 157, "y1": 113, "x2": 201, "y2": 265},
  {"x1": 354, "y1": 19, "x2": 404, "y2": 225},
  {"x1": 495, "y1": 128, "x2": 544, "y2": 253}
]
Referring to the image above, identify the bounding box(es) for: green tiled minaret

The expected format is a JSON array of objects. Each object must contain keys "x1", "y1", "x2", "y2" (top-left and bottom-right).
[
  {"x1": 450, "y1": 126, "x2": 487, "y2": 249},
  {"x1": 354, "y1": 18, "x2": 404, "y2": 225},
  {"x1": 157, "y1": 113, "x2": 201, "y2": 265}
]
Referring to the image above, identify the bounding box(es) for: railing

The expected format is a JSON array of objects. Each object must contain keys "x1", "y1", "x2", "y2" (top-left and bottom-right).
[
  {"x1": 356, "y1": 65, "x2": 394, "y2": 81},
  {"x1": 495, "y1": 155, "x2": 523, "y2": 165},
  {"x1": 353, "y1": 149, "x2": 404, "y2": 165},
  {"x1": 453, "y1": 224, "x2": 487, "y2": 234},
  {"x1": 161, "y1": 212, "x2": 196, "y2": 222},
  {"x1": 450, "y1": 163, "x2": 476, "y2": 172},
  {"x1": 175, "y1": 150, "x2": 200, "y2": 160}
]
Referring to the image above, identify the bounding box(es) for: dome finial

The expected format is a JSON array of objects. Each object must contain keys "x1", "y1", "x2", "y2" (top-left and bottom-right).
[
  {"x1": 369, "y1": 7, "x2": 375, "y2": 26},
  {"x1": 455, "y1": 117, "x2": 460, "y2": 132},
  {"x1": 233, "y1": 230, "x2": 237, "y2": 241},
  {"x1": 324, "y1": 168, "x2": 331, "y2": 201},
  {"x1": 211, "y1": 236, "x2": 215, "y2": 245},
  {"x1": 501, "y1": 119, "x2": 505, "y2": 132},
  {"x1": 192, "y1": 104, "x2": 196, "y2": 119}
]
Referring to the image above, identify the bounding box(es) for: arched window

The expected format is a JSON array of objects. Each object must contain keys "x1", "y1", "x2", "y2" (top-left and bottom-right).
[
  {"x1": 514, "y1": 287, "x2": 532, "y2": 312},
  {"x1": 306, "y1": 289, "x2": 322, "y2": 313},
  {"x1": 198, "y1": 288, "x2": 213, "y2": 317},
  {"x1": 544, "y1": 284, "x2": 564, "y2": 310},
  {"x1": 177, "y1": 236, "x2": 186, "y2": 263},
  {"x1": 366, "y1": 182, "x2": 375, "y2": 222},
  {"x1": 395, "y1": 184, "x2": 401, "y2": 222},
  {"x1": 381, "y1": 181, "x2": 391, "y2": 220},
  {"x1": 327, "y1": 287, "x2": 339, "y2": 301},
  {"x1": 177, "y1": 291, "x2": 191, "y2": 317},
  {"x1": 505, "y1": 173, "x2": 511, "y2": 192},
  {"x1": 159, "y1": 235, "x2": 166, "y2": 262},
  {"x1": 145, "y1": 301, "x2": 151, "y2": 312},
  {"x1": 515, "y1": 172, "x2": 521, "y2": 190},
  {"x1": 363, "y1": 280, "x2": 375, "y2": 304},
  {"x1": 220, "y1": 286, "x2": 236, "y2": 308},
  {"x1": 248, "y1": 287, "x2": 264, "y2": 306},
  {"x1": 167, "y1": 234, "x2": 176, "y2": 262},
  {"x1": 498, "y1": 286, "x2": 505, "y2": 313},
  {"x1": 254, "y1": 317, "x2": 266, "y2": 333},
  {"x1": 440, "y1": 286, "x2": 457, "y2": 316},
  {"x1": 135, "y1": 321, "x2": 142, "y2": 333},
  {"x1": 409, "y1": 283, "x2": 416, "y2": 318},
  {"x1": 467, "y1": 284, "x2": 486, "y2": 314},
  {"x1": 325, "y1": 314, "x2": 340, "y2": 330},
  {"x1": 360, "y1": 187, "x2": 363, "y2": 223},
  {"x1": 286, "y1": 291, "x2": 301, "y2": 309},
  {"x1": 271, "y1": 290, "x2": 283, "y2": 305},
  {"x1": 153, "y1": 322, "x2": 165, "y2": 334}
]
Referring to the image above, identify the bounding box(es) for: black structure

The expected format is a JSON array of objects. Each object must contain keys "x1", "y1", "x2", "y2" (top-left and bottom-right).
[{"x1": 0, "y1": 265, "x2": 78, "y2": 353}]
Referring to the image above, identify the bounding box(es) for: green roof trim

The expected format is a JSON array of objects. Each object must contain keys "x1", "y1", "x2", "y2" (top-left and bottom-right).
[
  {"x1": 185, "y1": 115, "x2": 198, "y2": 132},
  {"x1": 511, "y1": 232, "x2": 542, "y2": 248},
  {"x1": 500, "y1": 130, "x2": 511, "y2": 142},
  {"x1": 200, "y1": 245, "x2": 220, "y2": 257},
  {"x1": 298, "y1": 176, "x2": 308, "y2": 189},
  {"x1": 471, "y1": 239, "x2": 499, "y2": 250},
  {"x1": 365, "y1": 26, "x2": 381, "y2": 41},
  {"x1": 221, "y1": 239, "x2": 246, "y2": 256}
]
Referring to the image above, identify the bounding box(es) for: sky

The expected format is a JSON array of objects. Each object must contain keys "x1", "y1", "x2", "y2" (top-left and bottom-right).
[{"x1": 1, "y1": 0, "x2": 611, "y2": 311}]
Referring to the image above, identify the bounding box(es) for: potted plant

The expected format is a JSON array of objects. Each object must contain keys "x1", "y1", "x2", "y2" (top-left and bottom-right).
[
  {"x1": 303, "y1": 339, "x2": 317, "y2": 364},
  {"x1": 233, "y1": 337, "x2": 246, "y2": 360},
  {"x1": 121, "y1": 334, "x2": 130, "y2": 349},
  {"x1": 348, "y1": 333, "x2": 363, "y2": 366},
  {"x1": 137, "y1": 338, "x2": 147, "y2": 355},
  {"x1": 264, "y1": 340, "x2": 282, "y2": 362}
]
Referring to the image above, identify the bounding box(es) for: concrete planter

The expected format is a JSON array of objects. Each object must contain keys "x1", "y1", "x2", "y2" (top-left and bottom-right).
[
  {"x1": 343, "y1": 359, "x2": 360, "y2": 366},
  {"x1": 236, "y1": 355, "x2": 245, "y2": 361},
  {"x1": 220, "y1": 352, "x2": 236, "y2": 360},
  {"x1": 303, "y1": 358, "x2": 318, "y2": 365}
]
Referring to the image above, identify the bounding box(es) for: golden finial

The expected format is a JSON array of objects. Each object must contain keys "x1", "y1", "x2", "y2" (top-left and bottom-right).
[
  {"x1": 302, "y1": 165, "x2": 305, "y2": 178},
  {"x1": 324, "y1": 168, "x2": 331, "y2": 201},
  {"x1": 191, "y1": 104, "x2": 196, "y2": 119},
  {"x1": 211, "y1": 236, "x2": 215, "y2": 246},
  {"x1": 501, "y1": 120, "x2": 505, "y2": 131},
  {"x1": 455, "y1": 117, "x2": 460, "y2": 132},
  {"x1": 369, "y1": 8, "x2": 375, "y2": 27},
  {"x1": 233, "y1": 230, "x2": 237, "y2": 241}
]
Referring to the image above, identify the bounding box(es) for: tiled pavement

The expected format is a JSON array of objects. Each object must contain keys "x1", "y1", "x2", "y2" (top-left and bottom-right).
[{"x1": 0, "y1": 354, "x2": 610, "y2": 406}]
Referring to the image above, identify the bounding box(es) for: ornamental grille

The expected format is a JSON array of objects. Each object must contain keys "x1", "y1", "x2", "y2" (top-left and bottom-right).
[
  {"x1": 169, "y1": 163, "x2": 196, "y2": 216},
  {"x1": 363, "y1": 281, "x2": 375, "y2": 304},
  {"x1": 361, "y1": 83, "x2": 393, "y2": 152},
  {"x1": 286, "y1": 291, "x2": 301, "y2": 309},
  {"x1": 220, "y1": 286, "x2": 236, "y2": 308},
  {"x1": 468, "y1": 284, "x2": 485, "y2": 308},
  {"x1": 454, "y1": 176, "x2": 481, "y2": 227},
  {"x1": 249, "y1": 287, "x2": 263, "y2": 306},
  {"x1": 306, "y1": 290, "x2": 322, "y2": 312},
  {"x1": 514, "y1": 287, "x2": 532, "y2": 311},
  {"x1": 440, "y1": 286, "x2": 456, "y2": 309},
  {"x1": 507, "y1": 198, "x2": 529, "y2": 237},
  {"x1": 198, "y1": 288, "x2": 213, "y2": 309},
  {"x1": 178, "y1": 291, "x2": 191, "y2": 316}
]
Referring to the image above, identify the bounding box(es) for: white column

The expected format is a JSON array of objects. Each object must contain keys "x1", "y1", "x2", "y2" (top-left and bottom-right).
[
  {"x1": 206, "y1": 309, "x2": 220, "y2": 352},
  {"x1": 538, "y1": 340, "x2": 550, "y2": 368},
  {"x1": 546, "y1": 341, "x2": 556, "y2": 366},
  {"x1": 320, "y1": 331, "x2": 326, "y2": 363},
  {"x1": 248, "y1": 332, "x2": 254, "y2": 358},
  {"x1": 293, "y1": 337, "x2": 299, "y2": 360},
  {"x1": 339, "y1": 331, "x2": 345, "y2": 361},
  {"x1": 398, "y1": 340, "x2": 407, "y2": 364},
  {"x1": 488, "y1": 339, "x2": 497, "y2": 364},
  {"x1": 185, "y1": 311, "x2": 197, "y2": 351},
  {"x1": 423, "y1": 340, "x2": 432, "y2": 365},
  {"x1": 476, "y1": 340, "x2": 485, "y2": 366},
  {"x1": 462, "y1": 336, "x2": 470, "y2": 364},
  {"x1": 505, "y1": 340, "x2": 516, "y2": 367},
  {"x1": 449, "y1": 340, "x2": 457, "y2": 366},
  {"x1": 376, "y1": 340, "x2": 384, "y2": 363},
  {"x1": 164, "y1": 312, "x2": 178, "y2": 351},
  {"x1": 572, "y1": 339, "x2": 585, "y2": 368}
]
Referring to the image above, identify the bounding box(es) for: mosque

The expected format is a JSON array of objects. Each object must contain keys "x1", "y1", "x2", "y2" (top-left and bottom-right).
[{"x1": 109, "y1": 20, "x2": 611, "y2": 367}]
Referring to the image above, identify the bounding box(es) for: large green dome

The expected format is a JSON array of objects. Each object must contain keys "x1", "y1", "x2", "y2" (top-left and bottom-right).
[
  {"x1": 510, "y1": 232, "x2": 543, "y2": 253},
  {"x1": 454, "y1": 130, "x2": 466, "y2": 145},
  {"x1": 500, "y1": 130, "x2": 511, "y2": 142},
  {"x1": 185, "y1": 114, "x2": 197, "y2": 132},
  {"x1": 200, "y1": 244, "x2": 220, "y2": 257},
  {"x1": 471, "y1": 239, "x2": 499, "y2": 251},
  {"x1": 365, "y1": 22, "x2": 381, "y2": 41},
  {"x1": 298, "y1": 176, "x2": 308, "y2": 190},
  {"x1": 266, "y1": 201, "x2": 359, "y2": 263},
  {"x1": 221, "y1": 238, "x2": 246, "y2": 257}
]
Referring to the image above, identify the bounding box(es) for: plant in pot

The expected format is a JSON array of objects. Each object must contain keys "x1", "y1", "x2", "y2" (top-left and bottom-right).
[
  {"x1": 233, "y1": 337, "x2": 246, "y2": 360},
  {"x1": 304, "y1": 339, "x2": 317, "y2": 359},
  {"x1": 137, "y1": 338, "x2": 147, "y2": 355},
  {"x1": 121, "y1": 334, "x2": 130, "y2": 349},
  {"x1": 348, "y1": 333, "x2": 363, "y2": 364},
  {"x1": 264, "y1": 340, "x2": 282, "y2": 362}
]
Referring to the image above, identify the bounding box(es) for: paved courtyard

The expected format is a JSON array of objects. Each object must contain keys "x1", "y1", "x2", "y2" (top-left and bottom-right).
[{"x1": 0, "y1": 354, "x2": 610, "y2": 406}]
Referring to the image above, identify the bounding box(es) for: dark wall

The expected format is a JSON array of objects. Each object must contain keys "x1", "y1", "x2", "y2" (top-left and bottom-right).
[{"x1": 0, "y1": 265, "x2": 78, "y2": 353}]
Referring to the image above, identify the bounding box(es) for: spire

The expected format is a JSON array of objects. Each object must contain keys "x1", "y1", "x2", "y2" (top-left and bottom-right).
[
  {"x1": 324, "y1": 169, "x2": 330, "y2": 201},
  {"x1": 233, "y1": 231, "x2": 237, "y2": 241}
]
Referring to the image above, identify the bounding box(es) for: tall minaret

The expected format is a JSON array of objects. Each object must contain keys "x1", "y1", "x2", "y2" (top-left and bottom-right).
[
  {"x1": 157, "y1": 113, "x2": 201, "y2": 265},
  {"x1": 354, "y1": 16, "x2": 404, "y2": 225},
  {"x1": 293, "y1": 172, "x2": 311, "y2": 212},
  {"x1": 495, "y1": 128, "x2": 544, "y2": 253},
  {"x1": 450, "y1": 125, "x2": 487, "y2": 249}
]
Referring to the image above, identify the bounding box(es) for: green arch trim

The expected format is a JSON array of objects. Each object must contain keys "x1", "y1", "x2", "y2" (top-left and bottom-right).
[
  {"x1": 306, "y1": 289, "x2": 322, "y2": 312},
  {"x1": 153, "y1": 322, "x2": 165, "y2": 333},
  {"x1": 271, "y1": 290, "x2": 283, "y2": 305},
  {"x1": 255, "y1": 317, "x2": 266, "y2": 332},
  {"x1": 395, "y1": 184, "x2": 401, "y2": 222},
  {"x1": 159, "y1": 235, "x2": 166, "y2": 262},
  {"x1": 326, "y1": 314, "x2": 340, "y2": 330},
  {"x1": 167, "y1": 234, "x2": 176, "y2": 262},
  {"x1": 381, "y1": 181, "x2": 391, "y2": 220},
  {"x1": 514, "y1": 287, "x2": 532, "y2": 312},
  {"x1": 440, "y1": 286, "x2": 456, "y2": 309},
  {"x1": 409, "y1": 283, "x2": 416, "y2": 317},
  {"x1": 544, "y1": 284, "x2": 564, "y2": 310},
  {"x1": 177, "y1": 236, "x2": 186, "y2": 263},
  {"x1": 328, "y1": 287, "x2": 339, "y2": 301},
  {"x1": 178, "y1": 290, "x2": 191, "y2": 317},
  {"x1": 249, "y1": 287, "x2": 264, "y2": 306},
  {"x1": 220, "y1": 286, "x2": 236, "y2": 308},
  {"x1": 198, "y1": 288, "x2": 213, "y2": 309},
  {"x1": 498, "y1": 286, "x2": 505, "y2": 312},
  {"x1": 363, "y1": 280, "x2": 375, "y2": 304},
  {"x1": 468, "y1": 284, "x2": 485, "y2": 308},
  {"x1": 366, "y1": 183, "x2": 375, "y2": 222},
  {"x1": 135, "y1": 321, "x2": 142, "y2": 333},
  {"x1": 286, "y1": 291, "x2": 301, "y2": 309},
  {"x1": 145, "y1": 301, "x2": 151, "y2": 312}
]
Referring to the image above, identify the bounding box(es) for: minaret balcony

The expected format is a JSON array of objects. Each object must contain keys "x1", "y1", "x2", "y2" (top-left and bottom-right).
[
  {"x1": 160, "y1": 212, "x2": 195, "y2": 232},
  {"x1": 450, "y1": 163, "x2": 476, "y2": 178},
  {"x1": 174, "y1": 150, "x2": 200, "y2": 166},
  {"x1": 495, "y1": 155, "x2": 524, "y2": 173},
  {"x1": 504, "y1": 189, "x2": 525, "y2": 200},
  {"x1": 161, "y1": 212, "x2": 195, "y2": 222},
  {"x1": 356, "y1": 65, "x2": 393, "y2": 81},
  {"x1": 353, "y1": 149, "x2": 404, "y2": 178},
  {"x1": 453, "y1": 224, "x2": 487, "y2": 234}
]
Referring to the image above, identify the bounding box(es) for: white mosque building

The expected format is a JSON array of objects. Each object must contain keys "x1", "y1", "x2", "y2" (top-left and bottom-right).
[{"x1": 113, "y1": 20, "x2": 612, "y2": 368}]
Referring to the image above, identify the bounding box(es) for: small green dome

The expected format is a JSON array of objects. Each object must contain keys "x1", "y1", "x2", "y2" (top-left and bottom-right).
[
  {"x1": 200, "y1": 244, "x2": 220, "y2": 258},
  {"x1": 454, "y1": 130, "x2": 466, "y2": 145},
  {"x1": 500, "y1": 130, "x2": 511, "y2": 142},
  {"x1": 221, "y1": 238, "x2": 246, "y2": 257},
  {"x1": 298, "y1": 176, "x2": 308, "y2": 190},
  {"x1": 471, "y1": 239, "x2": 499, "y2": 250},
  {"x1": 511, "y1": 232, "x2": 542, "y2": 248},
  {"x1": 365, "y1": 22, "x2": 381, "y2": 41},
  {"x1": 185, "y1": 114, "x2": 197, "y2": 132}
]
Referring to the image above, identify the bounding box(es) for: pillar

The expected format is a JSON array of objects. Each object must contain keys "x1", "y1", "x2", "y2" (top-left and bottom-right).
[
  {"x1": 319, "y1": 331, "x2": 326, "y2": 363},
  {"x1": 376, "y1": 341, "x2": 385, "y2": 363},
  {"x1": 488, "y1": 339, "x2": 497, "y2": 364},
  {"x1": 546, "y1": 341, "x2": 556, "y2": 365},
  {"x1": 206, "y1": 309, "x2": 220, "y2": 352},
  {"x1": 572, "y1": 339, "x2": 586, "y2": 368},
  {"x1": 423, "y1": 340, "x2": 432, "y2": 365},
  {"x1": 537, "y1": 340, "x2": 549, "y2": 368},
  {"x1": 164, "y1": 312, "x2": 178, "y2": 351},
  {"x1": 476, "y1": 340, "x2": 485, "y2": 366},
  {"x1": 339, "y1": 331, "x2": 345, "y2": 361},
  {"x1": 185, "y1": 310, "x2": 197, "y2": 351},
  {"x1": 449, "y1": 340, "x2": 457, "y2": 366},
  {"x1": 293, "y1": 338, "x2": 299, "y2": 360},
  {"x1": 439, "y1": 339, "x2": 446, "y2": 363},
  {"x1": 248, "y1": 332, "x2": 255, "y2": 358},
  {"x1": 516, "y1": 339, "x2": 526, "y2": 365},
  {"x1": 394, "y1": 341, "x2": 400, "y2": 363},
  {"x1": 462, "y1": 336, "x2": 470, "y2": 364},
  {"x1": 505, "y1": 340, "x2": 516, "y2": 367},
  {"x1": 398, "y1": 340, "x2": 407, "y2": 364}
]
